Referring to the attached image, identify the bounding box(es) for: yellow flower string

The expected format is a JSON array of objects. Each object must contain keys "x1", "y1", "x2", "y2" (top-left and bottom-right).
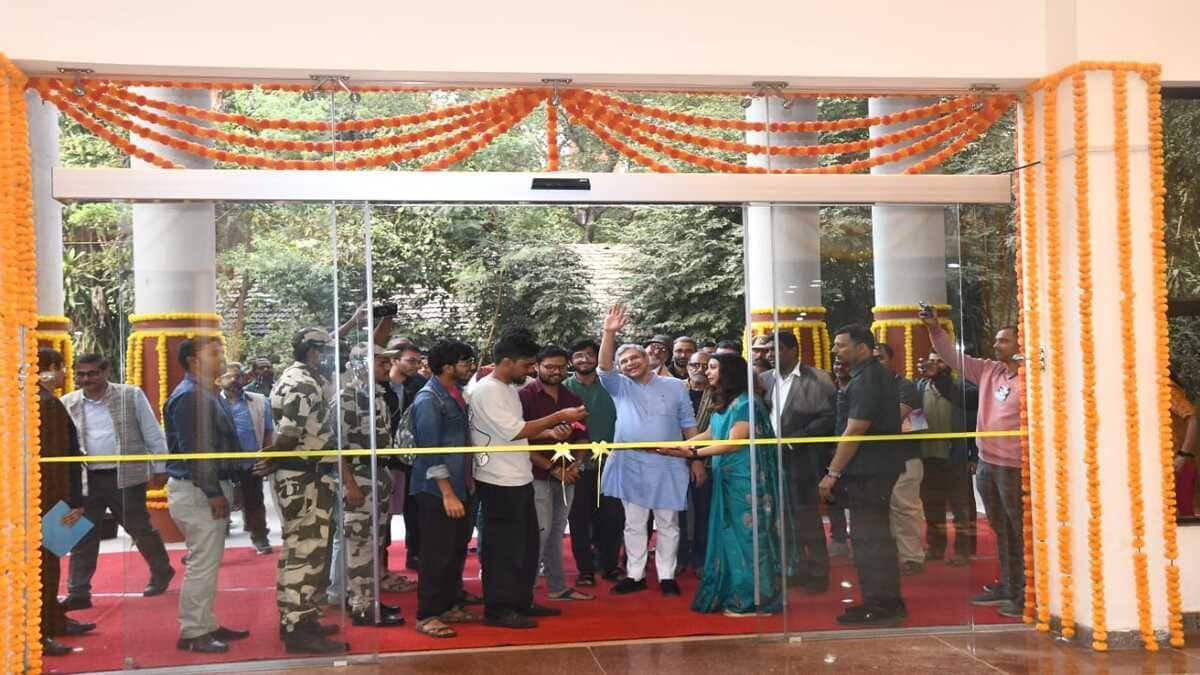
[
  {"x1": 1072, "y1": 71, "x2": 1107, "y2": 650},
  {"x1": 1112, "y1": 68, "x2": 1156, "y2": 651},
  {"x1": 1042, "y1": 82, "x2": 1078, "y2": 639},
  {"x1": 903, "y1": 323, "x2": 914, "y2": 379},
  {"x1": 1142, "y1": 64, "x2": 1185, "y2": 648},
  {"x1": 1017, "y1": 92, "x2": 1040, "y2": 625},
  {"x1": 156, "y1": 334, "x2": 168, "y2": 420}
]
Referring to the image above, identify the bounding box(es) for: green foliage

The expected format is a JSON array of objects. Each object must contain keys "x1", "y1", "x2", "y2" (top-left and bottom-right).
[{"x1": 1165, "y1": 99, "x2": 1200, "y2": 396}]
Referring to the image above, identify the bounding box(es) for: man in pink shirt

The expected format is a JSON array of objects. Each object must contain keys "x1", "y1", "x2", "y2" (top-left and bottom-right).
[{"x1": 921, "y1": 308, "x2": 1024, "y2": 619}]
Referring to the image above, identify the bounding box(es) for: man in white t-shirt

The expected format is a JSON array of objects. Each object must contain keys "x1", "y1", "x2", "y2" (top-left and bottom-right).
[{"x1": 471, "y1": 330, "x2": 587, "y2": 629}]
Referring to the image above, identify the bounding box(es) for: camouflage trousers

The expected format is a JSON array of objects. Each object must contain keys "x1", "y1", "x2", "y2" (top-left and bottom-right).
[
  {"x1": 344, "y1": 462, "x2": 394, "y2": 612},
  {"x1": 274, "y1": 468, "x2": 337, "y2": 633}
]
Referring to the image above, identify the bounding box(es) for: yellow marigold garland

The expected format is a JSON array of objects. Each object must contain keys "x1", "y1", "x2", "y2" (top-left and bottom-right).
[
  {"x1": 903, "y1": 323, "x2": 914, "y2": 379},
  {"x1": 546, "y1": 100, "x2": 560, "y2": 171},
  {"x1": 129, "y1": 312, "x2": 222, "y2": 323},
  {"x1": 33, "y1": 329, "x2": 74, "y2": 395},
  {"x1": 1071, "y1": 71, "x2": 1108, "y2": 650},
  {"x1": 1142, "y1": 65, "x2": 1185, "y2": 649},
  {"x1": 1016, "y1": 93, "x2": 1039, "y2": 625},
  {"x1": 1112, "y1": 68, "x2": 1157, "y2": 651}
]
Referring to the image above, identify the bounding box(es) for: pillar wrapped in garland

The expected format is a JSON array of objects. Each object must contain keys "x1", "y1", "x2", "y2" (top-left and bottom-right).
[
  {"x1": 749, "y1": 307, "x2": 830, "y2": 370},
  {"x1": 870, "y1": 303, "x2": 955, "y2": 380}
]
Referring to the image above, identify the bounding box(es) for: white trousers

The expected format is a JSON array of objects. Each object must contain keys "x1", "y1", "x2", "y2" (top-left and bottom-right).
[
  {"x1": 622, "y1": 501, "x2": 679, "y2": 582},
  {"x1": 890, "y1": 457, "x2": 926, "y2": 564},
  {"x1": 168, "y1": 478, "x2": 233, "y2": 639}
]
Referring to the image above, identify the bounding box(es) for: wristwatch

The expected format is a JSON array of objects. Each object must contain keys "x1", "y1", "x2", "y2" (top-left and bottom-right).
[
  {"x1": 691, "y1": 447, "x2": 701, "y2": 459},
  {"x1": 826, "y1": 468, "x2": 842, "y2": 479}
]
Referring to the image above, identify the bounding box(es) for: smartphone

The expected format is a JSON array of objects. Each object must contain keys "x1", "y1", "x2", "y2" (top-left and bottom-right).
[{"x1": 372, "y1": 302, "x2": 398, "y2": 320}]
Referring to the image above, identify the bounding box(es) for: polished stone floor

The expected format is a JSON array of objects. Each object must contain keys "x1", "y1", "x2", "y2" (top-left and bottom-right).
[{"x1": 246, "y1": 630, "x2": 1200, "y2": 674}]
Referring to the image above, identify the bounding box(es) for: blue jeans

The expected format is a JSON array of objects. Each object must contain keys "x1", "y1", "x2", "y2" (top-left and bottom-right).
[{"x1": 533, "y1": 480, "x2": 575, "y2": 594}]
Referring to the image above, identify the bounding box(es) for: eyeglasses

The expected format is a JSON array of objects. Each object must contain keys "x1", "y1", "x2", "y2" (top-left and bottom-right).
[{"x1": 75, "y1": 369, "x2": 104, "y2": 378}]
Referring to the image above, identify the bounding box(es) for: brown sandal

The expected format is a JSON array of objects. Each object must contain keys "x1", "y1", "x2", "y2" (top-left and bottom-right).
[
  {"x1": 415, "y1": 618, "x2": 457, "y2": 638},
  {"x1": 439, "y1": 605, "x2": 481, "y2": 623}
]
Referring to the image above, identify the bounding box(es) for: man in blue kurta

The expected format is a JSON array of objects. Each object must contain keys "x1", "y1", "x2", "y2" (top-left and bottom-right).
[{"x1": 598, "y1": 304, "x2": 698, "y2": 597}]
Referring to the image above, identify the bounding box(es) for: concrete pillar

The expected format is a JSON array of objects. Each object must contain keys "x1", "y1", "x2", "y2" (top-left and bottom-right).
[
  {"x1": 745, "y1": 97, "x2": 827, "y2": 368},
  {"x1": 869, "y1": 97, "x2": 948, "y2": 379},
  {"x1": 128, "y1": 88, "x2": 219, "y2": 417},
  {"x1": 27, "y1": 90, "x2": 73, "y2": 392}
]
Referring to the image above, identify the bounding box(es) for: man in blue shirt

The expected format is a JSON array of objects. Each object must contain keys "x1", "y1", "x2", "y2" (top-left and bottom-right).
[
  {"x1": 219, "y1": 362, "x2": 274, "y2": 554},
  {"x1": 598, "y1": 305, "x2": 698, "y2": 597},
  {"x1": 164, "y1": 336, "x2": 249, "y2": 653}
]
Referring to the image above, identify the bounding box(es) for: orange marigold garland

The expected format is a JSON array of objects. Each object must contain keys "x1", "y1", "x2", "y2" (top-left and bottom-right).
[
  {"x1": 1112, "y1": 68, "x2": 1157, "y2": 651},
  {"x1": 1142, "y1": 64, "x2": 1186, "y2": 649},
  {"x1": 1016, "y1": 93, "x2": 1038, "y2": 625},
  {"x1": 546, "y1": 100, "x2": 560, "y2": 171},
  {"x1": 1071, "y1": 70, "x2": 1108, "y2": 650}
]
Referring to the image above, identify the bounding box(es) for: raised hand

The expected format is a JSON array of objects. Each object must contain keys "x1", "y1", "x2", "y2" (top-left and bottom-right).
[
  {"x1": 557, "y1": 406, "x2": 588, "y2": 423},
  {"x1": 603, "y1": 304, "x2": 628, "y2": 334}
]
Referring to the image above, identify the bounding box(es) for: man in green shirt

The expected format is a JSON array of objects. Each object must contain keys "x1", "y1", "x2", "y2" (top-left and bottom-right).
[{"x1": 564, "y1": 338, "x2": 623, "y2": 586}]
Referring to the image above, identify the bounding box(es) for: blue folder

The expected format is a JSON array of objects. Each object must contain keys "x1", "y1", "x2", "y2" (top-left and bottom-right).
[{"x1": 42, "y1": 500, "x2": 93, "y2": 558}]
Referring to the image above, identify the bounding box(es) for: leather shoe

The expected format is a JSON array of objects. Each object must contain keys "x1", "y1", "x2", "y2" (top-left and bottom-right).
[
  {"x1": 350, "y1": 609, "x2": 406, "y2": 627},
  {"x1": 660, "y1": 579, "x2": 681, "y2": 597},
  {"x1": 144, "y1": 567, "x2": 176, "y2": 597},
  {"x1": 610, "y1": 578, "x2": 647, "y2": 595},
  {"x1": 43, "y1": 638, "x2": 72, "y2": 657},
  {"x1": 482, "y1": 611, "x2": 537, "y2": 629},
  {"x1": 177, "y1": 634, "x2": 228, "y2": 653},
  {"x1": 62, "y1": 618, "x2": 96, "y2": 635},
  {"x1": 212, "y1": 626, "x2": 250, "y2": 641},
  {"x1": 60, "y1": 595, "x2": 92, "y2": 611},
  {"x1": 601, "y1": 567, "x2": 624, "y2": 582},
  {"x1": 517, "y1": 603, "x2": 561, "y2": 617}
]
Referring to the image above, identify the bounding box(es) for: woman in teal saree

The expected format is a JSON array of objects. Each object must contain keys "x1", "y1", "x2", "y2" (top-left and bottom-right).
[{"x1": 658, "y1": 353, "x2": 786, "y2": 617}]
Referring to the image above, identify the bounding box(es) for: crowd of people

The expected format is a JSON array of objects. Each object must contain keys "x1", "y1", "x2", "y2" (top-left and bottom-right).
[{"x1": 33, "y1": 302, "x2": 1028, "y2": 656}]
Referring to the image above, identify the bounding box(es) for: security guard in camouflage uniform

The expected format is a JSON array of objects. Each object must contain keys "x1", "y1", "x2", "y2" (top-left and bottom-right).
[
  {"x1": 338, "y1": 343, "x2": 404, "y2": 626},
  {"x1": 254, "y1": 328, "x2": 348, "y2": 654}
]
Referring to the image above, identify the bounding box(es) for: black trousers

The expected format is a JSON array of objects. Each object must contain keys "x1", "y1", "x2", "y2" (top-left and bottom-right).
[
  {"x1": 234, "y1": 469, "x2": 268, "y2": 540},
  {"x1": 41, "y1": 544, "x2": 67, "y2": 637},
  {"x1": 920, "y1": 457, "x2": 976, "y2": 558},
  {"x1": 786, "y1": 460, "x2": 830, "y2": 581},
  {"x1": 845, "y1": 472, "x2": 902, "y2": 608},
  {"x1": 416, "y1": 491, "x2": 476, "y2": 620},
  {"x1": 568, "y1": 468, "x2": 626, "y2": 574},
  {"x1": 679, "y1": 476, "x2": 712, "y2": 569},
  {"x1": 397, "y1": 464, "x2": 421, "y2": 564},
  {"x1": 476, "y1": 481, "x2": 538, "y2": 618}
]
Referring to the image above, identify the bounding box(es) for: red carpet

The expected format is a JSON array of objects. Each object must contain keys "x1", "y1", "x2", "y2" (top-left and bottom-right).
[{"x1": 47, "y1": 528, "x2": 1016, "y2": 673}]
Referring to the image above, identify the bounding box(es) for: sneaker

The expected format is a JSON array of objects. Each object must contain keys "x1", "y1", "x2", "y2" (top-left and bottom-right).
[
  {"x1": 969, "y1": 589, "x2": 1009, "y2": 606},
  {"x1": 828, "y1": 541, "x2": 850, "y2": 558},
  {"x1": 60, "y1": 595, "x2": 92, "y2": 611},
  {"x1": 252, "y1": 538, "x2": 273, "y2": 555},
  {"x1": 610, "y1": 578, "x2": 647, "y2": 595},
  {"x1": 997, "y1": 600, "x2": 1025, "y2": 618},
  {"x1": 900, "y1": 561, "x2": 925, "y2": 576},
  {"x1": 660, "y1": 579, "x2": 682, "y2": 596}
]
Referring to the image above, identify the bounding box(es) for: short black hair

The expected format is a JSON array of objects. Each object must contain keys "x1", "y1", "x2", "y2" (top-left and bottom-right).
[
  {"x1": 75, "y1": 353, "x2": 110, "y2": 371},
  {"x1": 38, "y1": 348, "x2": 63, "y2": 372},
  {"x1": 427, "y1": 339, "x2": 475, "y2": 377},
  {"x1": 567, "y1": 338, "x2": 600, "y2": 357},
  {"x1": 834, "y1": 324, "x2": 876, "y2": 350},
  {"x1": 537, "y1": 345, "x2": 570, "y2": 363},
  {"x1": 493, "y1": 330, "x2": 540, "y2": 363},
  {"x1": 178, "y1": 335, "x2": 223, "y2": 370},
  {"x1": 769, "y1": 331, "x2": 799, "y2": 351},
  {"x1": 701, "y1": 340, "x2": 717, "y2": 349},
  {"x1": 716, "y1": 339, "x2": 740, "y2": 352},
  {"x1": 876, "y1": 343, "x2": 895, "y2": 360}
]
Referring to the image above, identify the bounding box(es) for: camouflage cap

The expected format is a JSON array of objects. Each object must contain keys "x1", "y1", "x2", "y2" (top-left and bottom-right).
[
  {"x1": 384, "y1": 336, "x2": 419, "y2": 356},
  {"x1": 349, "y1": 341, "x2": 396, "y2": 361},
  {"x1": 292, "y1": 327, "x2": 334, "y2": 353}
]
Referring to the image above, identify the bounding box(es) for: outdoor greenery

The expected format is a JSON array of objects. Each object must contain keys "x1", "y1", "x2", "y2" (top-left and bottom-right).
[{"x1": 56, "y1": 90, "x2": 1198, "y2": 372}]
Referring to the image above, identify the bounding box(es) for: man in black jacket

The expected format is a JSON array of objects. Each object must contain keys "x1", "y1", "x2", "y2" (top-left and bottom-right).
[
  {"x1": 164, "y1": 336, "x2": 249, "y2": 653},
  {"x1": 759, "y1": 331, "x2": 837, "y2": 593}
]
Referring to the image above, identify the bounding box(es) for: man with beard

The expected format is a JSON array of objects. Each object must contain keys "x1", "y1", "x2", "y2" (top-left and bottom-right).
[
  {"x1": 470, "y1": 330, "x2": 587, "y2": 628},
  {"x1": 678, "y1": 349, "x2": 713, "y2": 573},
  {"x1": 563, "y1": 339, "x2": 622, "y2": 586},
  {"x1": 243, "y1": 357, "x2": 276, "y2": 396},
  {"x1": 522, "y1": 345, "x2": 593, "y2": 601},
  {"x1": 668, "y1": 336, "x2": 697, "y2": 380},
  {"x1": 644, "y1": 334, "x2": 674, "y2": 378},
  {"x1": 218, "y1": 362, "x2": 274, "y2": 555},
  {"x1": 600, "y1": 305, "x2": 698, "y2": 597}
]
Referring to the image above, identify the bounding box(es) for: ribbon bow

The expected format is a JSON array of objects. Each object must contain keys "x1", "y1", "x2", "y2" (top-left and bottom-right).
[
  {"x1": 590, "y1": 442, "x2": 612, "y2": 508},
  {"x1": 553, "y1": 443, "x2": 573, "y2": 506}
]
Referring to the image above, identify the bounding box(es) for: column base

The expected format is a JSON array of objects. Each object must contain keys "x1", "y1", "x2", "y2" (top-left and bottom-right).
[{"x1": 127, "y1": 312, "x2": 223, "y2": 419}]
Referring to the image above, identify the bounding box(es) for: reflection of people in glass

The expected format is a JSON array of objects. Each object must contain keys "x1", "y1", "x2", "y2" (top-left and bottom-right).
[
  {"x1": 218, "y1": 362, "x2": 274, "y2": 555},
  {"x1": 915, "y1": 352, "x2": 977, "y2": 565},
  {"x1": 164, "y1": 337, "x2": 248, "y2": 653},
  {"x1": 660, "y1": 353, "x2": 785, "y2": 616},
  {"x1": 821, "y1": 325, "x2": 906, "y2": 626},
  {"x1": 873, "y1": 344, "x2": 926, "y2": 578},
  {"x1": 1170, "y1": 376, "x2": 1200, "y2": 516}
]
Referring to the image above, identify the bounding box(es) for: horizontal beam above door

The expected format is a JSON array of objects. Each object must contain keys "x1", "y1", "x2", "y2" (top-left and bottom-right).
[{"x1": 52, "y1": 169, "x2": 1012, "y2": 205}]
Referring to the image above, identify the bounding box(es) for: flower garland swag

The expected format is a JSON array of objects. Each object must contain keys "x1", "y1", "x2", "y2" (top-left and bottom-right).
[
  {"x1": 1018, "y1": 91, "x2": 1050, "y2": 631},
  {"x1": 748, "y1": 306, "x2": 830, "y2": 370},
  {"x1": 1141, "y1": 63, "x2": 1186, "y2": 649},
  {"x1": 1071, "y1": 71, "x2": 1108, "y2": 650},
  {"x1": 28, "y1": 78, "x2": 1013, "y2": 176},
  {"x1": 1, "y1": 51, "x2": 43, "y2": 674}
]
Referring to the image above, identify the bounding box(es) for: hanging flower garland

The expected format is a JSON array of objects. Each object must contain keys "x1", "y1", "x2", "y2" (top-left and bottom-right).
[
  {"x1": 1015, "y1": 93, "x2": 1036, "y2": 626},
  {"x1": 1142, "y1": 64, "x2": 1185, "y2": 649},
  {"x1": 546, "y1": 100, "x2": 560, "y2": 171},
  {"x1": 1071, "y1": 70, "x2": 1108, "y2": 650}
]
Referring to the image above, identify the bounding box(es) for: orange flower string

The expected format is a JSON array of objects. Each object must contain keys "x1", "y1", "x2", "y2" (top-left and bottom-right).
[
  {"x1": 546, "y1": 100, "x2": 560, "y2": 171},
  {"x1": 1016, "y1": 93, "x2": 1038, "y2": 625},
  {"x1": 562, "y1": 102, "x2": 674, "y2": 172},
  {"x1": 1142, "y1": 64, "x2": 1186, "y2": 649},
  {"x1": 1071, "y1": 71, "x2": 1107, "y2": 650}
]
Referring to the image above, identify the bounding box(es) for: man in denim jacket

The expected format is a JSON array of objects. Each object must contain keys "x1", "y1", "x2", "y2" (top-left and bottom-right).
[{"x1": 409, "y1": 339, "x2": 479, "y2": 638}]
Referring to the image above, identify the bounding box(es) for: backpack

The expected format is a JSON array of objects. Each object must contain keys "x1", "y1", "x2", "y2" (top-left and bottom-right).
[{"x1": 392, "y1": 388, "x2": 454, "y2": 466}]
